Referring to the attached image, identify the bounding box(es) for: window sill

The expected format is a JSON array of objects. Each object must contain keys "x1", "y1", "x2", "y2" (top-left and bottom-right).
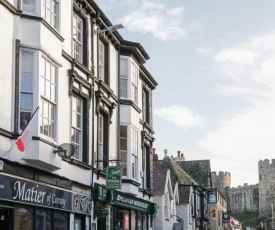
[
  {"x1": 119, "y1": 99, "x2": 141, "y2": 113},
  {"x1": 63, "y1": 157, "x2": 92, "y2": 170},
  {"x1": 121, "y1": 178, "x2": 141, "y2": 186}
]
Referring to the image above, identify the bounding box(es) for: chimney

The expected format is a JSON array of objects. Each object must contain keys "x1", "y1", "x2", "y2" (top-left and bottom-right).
[
  {"x1": 164, "y1": 149, "x2": 168, "y2": 157},
  {"x1": 153, "y1": 148, "x2": 158, "y2": 171},
  {"x1": 177, "y1": 151, "x2": 180, "y2": 157},
  {"x1": 181, "y1": 153, "x2": 184, "y2": 157}
]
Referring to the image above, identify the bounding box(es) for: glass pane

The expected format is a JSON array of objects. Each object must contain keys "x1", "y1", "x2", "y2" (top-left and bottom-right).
[
  {"x1": 43, "y1": 100, "x2": 49, "y2": 117},
  {"x1": 23, "y1": 0, "x2": 35, "y2": 12},
  {"x1": 51, "y1": 65, "x2": 56, "y2": 82},
  {"x1": 76, "y1": 113, "x2": 81, "y2": 128},
  {"x1": 51, "y1": 84, "x2": 55, "y2": 101},
  {"x1": 46, "y1": 80, "x2": 51, "y2": 98},
  {"x1": 20, "y1": 111, "x2": 31, "y2": 130},
  {"x1": 49, "y1": 103, "x2": 54, "y2": 120},
  {"x1": 20, "y1": 93, "x2": 32, "y2": 110},
  {"x1": 21, "y1": 72, "x2": 32, "y2": 92},
  {"x1": 46, "y1": 61, "x2": 51, "y2": 79},
  {"x1": 36, "y1": 209, "x2": 51, "y2": 230},
  {"x1": 43, "y1": 118, "x2": 49, "y2": 136},
  {"x1": 72, "y1": 111, "x2": 76, "y2": 127},
  {"x1": 54, "y1": 211, "x2": 68, "y2": 230},
  {"x1": 14, "y1": 206, "x2": 33, "y2": 230}
]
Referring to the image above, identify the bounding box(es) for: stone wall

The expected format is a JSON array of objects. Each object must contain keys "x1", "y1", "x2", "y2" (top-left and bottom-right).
[
  {"x1": 228, "y1": 184, "x2": 259, "y2": 215},
  {"x1": 258, "y1": 159, "x2": 275, "y2": 217}
]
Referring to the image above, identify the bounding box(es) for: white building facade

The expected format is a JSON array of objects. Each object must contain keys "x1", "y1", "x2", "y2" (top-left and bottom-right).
[{"x1": 0, "y1": 0, "x2": 157, "y2": 229}]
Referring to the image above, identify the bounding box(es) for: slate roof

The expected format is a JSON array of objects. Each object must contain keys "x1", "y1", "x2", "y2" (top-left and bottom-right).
[
  {"x1": 176, "y1": 160, "x2": 212, "y2": 189},
  {"x1": 178, "y1": 186, "x2": 191, "y2": 203},
  {"x1": 157, "y1": 157, "x2": 198, "y2": 189},
  {"x1": 152, "y1": 170, "x2": 167, "y2": 195}
]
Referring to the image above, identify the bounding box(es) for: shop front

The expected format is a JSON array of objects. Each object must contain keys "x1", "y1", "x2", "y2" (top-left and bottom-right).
[
  {"x1": 0, "y1": 172, "x2": 91, "y2": 230},
  {"x1": 93, "y1": 184, "x2": 156, "y2": 230}
]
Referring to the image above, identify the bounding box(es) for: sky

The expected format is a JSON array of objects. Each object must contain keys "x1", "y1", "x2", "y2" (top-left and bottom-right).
[{"x1": 96, "y1": 0, "x2": 275, "y2": 188}]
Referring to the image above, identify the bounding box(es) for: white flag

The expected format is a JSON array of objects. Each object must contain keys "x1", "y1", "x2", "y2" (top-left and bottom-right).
[{"x1": 5, "y1": 107, "x2": 40, "y2": 161}]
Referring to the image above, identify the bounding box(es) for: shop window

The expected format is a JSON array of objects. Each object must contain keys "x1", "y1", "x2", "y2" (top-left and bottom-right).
[
  {"x1": 14, "y1": 206, "x2": 34, "y2": 230},
  {"x1": 53, "y1": 211, "x2": 69, "y2": 230},
  {"x1": 36, "y1": 208, "x2": 52, "y2": 229},
  {"x1": 136, "y1": 212, "x2": 142, "y2": 230},
  {"x1": 115, "y1": 208, "x2": 129, "y2": 230},
  {"x1": 142, "y1": 214, "x2": 148, "y2": 230},
  {"x1": 74, "y1": 214, "x2": 85, "y2": 230}
]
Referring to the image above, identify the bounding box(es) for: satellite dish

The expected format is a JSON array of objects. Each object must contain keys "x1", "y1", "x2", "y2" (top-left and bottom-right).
[{"x1": 54, "y1": 143, "x2": 75, "y2": 158}]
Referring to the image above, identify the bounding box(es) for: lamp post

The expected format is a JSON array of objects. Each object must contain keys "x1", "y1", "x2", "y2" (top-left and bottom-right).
[{"x1": 272, "y1": 203, "x2": 274, "y2": 230}]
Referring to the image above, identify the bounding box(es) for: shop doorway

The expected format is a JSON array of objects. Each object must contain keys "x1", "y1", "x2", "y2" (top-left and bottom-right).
[{"x1": 0, "y1": 207, "x2": 12, "y2": 230}]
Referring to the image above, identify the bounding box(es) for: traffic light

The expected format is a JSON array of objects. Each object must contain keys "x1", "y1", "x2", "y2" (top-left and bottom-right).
[{"x1": 211, "y1": 209, "x2": 216, "y2": 220}]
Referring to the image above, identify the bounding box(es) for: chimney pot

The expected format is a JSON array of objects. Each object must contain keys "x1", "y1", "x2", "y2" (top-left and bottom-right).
[
  {"x1": 177, "y1": 151, "x2": 180, "y2": 157},
  {"x1": 164, "y1": 149, "x2": 168, "y2": 157}
]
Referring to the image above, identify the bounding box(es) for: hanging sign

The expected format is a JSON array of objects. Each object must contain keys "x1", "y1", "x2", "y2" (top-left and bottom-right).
[{"x1": 106, "y1": 166, "x2": 122, "y2": 190}]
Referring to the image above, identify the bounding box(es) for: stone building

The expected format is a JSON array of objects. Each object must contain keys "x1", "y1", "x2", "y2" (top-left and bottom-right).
[{"x1": 258, "y1": 159, "x2": 275, "y2": 217}]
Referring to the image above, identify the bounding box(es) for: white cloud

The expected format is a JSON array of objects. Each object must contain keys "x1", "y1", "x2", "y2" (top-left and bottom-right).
[
  {"x1": 215, "y1": 48, "x2": 258, "y2": 65},
  {"x1": 154, "y1": 105, "x2": 205, "y2": 128},
  {"x1": 214, "y1": 33, "x2": 275, "y2": 97},
  {"x1": 195, "y1": 46, "x2": 212, "y2": 55},
  {"x1": 119, "y1": 1, "x2": 185, "y2": 41}
]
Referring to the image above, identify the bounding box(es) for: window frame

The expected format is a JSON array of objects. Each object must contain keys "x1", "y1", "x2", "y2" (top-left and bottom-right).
[
  {"x1": 70, "y1": 94, "x2": 83, "y2": 160},
  {"x1": 120, "y1": 57, "x2": 128, "y2": 98},
  {"x1": 98, "y1": 38, "x2": 109, "y2": 85},
  {"x1": 42, "y1": 0, "x2": 59, "y2": 30},
  {"x1": 20, "y1": 50, "x2": 34, "y2": 131},
  {"x1": 131, "y1": 61, "x2": 139, "y2": 104},
  {"x1": 131, "y1": 126, "x2": 138, "y2": 179},
  {"x1": 120, "y1": 125, "x2": 128, "y2": 176},
  {"x1": 40, "y1": 56, "x2": 57, "y2": 139},
  {"x1": 97, "y1": 112, "x2": 110, "y2": 171}
]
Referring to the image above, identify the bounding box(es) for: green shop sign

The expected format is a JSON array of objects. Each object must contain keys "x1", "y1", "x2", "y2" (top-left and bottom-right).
[
  {"x1": 106, "y1": 166, "x2": 122, "y2": 190},
  {"x1": 110, "y1": 191, "x2": 156, "y2": 215}
]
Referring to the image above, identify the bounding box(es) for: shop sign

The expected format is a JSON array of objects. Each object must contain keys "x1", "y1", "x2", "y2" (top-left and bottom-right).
[
  {"x1": 207, "y1": 190, "x2": 217, "y2": 203},
  {"x1": 110, "y1": 191, "x2": 155, "y2": 214},
  {"x1": 106, "y1": 166, "x2": 122, "y2": 190},
  {"x1": 222, "y1": 212, "x2": 230, "y2": 223},
  {"x1": 0, "y1": 173, "x2": 91, "y2": 214}
]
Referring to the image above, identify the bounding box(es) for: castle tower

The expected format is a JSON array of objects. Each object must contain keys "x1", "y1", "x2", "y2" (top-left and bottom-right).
[{"x1": 211, "y1": 171, "x2": 231, "y2": 196}]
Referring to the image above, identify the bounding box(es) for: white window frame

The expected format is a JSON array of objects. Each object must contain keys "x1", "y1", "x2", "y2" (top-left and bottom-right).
[
  {"x1": 131, "y1": 61, "x2": 138, "y2": 104},
  {"x1": 71, "y1": 95, "x2": 82, "y2": 160},
  {"x1": 72, "y1": 13, "x2": 83, "y2": 63},
  {"x1": 20, "y1": 51, "x2": 34, "y2": 131},
  {"x1": 131, "y1": 127, "x2": 138, "y2": 179},
  {"x1": 99, "y1": 40, "x2": 105, "y2": 81},
  {"x1": 98, "y1": 114, "x2": 104, "y2": 169},
  {"x1": 40, "y1": 56, "x2": 57, "y2": 139},
  {"x1": 42, "y1": 0, "x2": 59, "y2": 30},
  {"x1": 120, "y1": 57, "x2": 128, "y2": 98},
  {"x1": 120, "y1": 125, "x2": 128, "y2": 176}
]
